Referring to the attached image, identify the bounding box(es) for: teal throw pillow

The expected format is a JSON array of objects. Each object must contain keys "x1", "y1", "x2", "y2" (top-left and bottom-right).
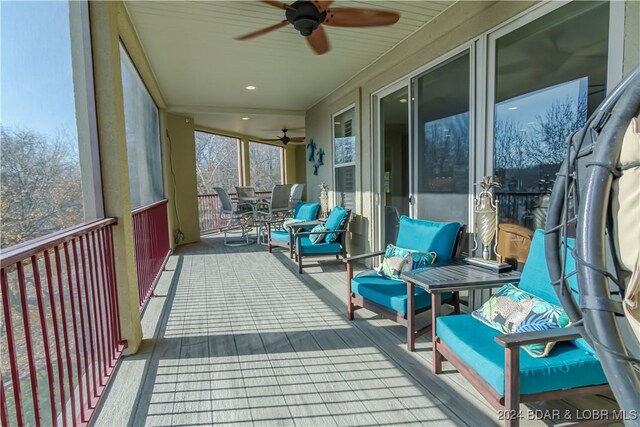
[
  {"x1": 309, "y1": 224, "x2": 326, "y2": 244},
  {"x1": 375, "y1": 244, "x2": 437, "y2": 280},
  {"x1": 471, "y1": 283, "x2": 571, "y2": 357}
]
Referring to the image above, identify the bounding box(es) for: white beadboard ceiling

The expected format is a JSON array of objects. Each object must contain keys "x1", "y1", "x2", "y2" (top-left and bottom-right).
[{"x1": 124, "y1": 0, "x2": 454, "y2": 137}]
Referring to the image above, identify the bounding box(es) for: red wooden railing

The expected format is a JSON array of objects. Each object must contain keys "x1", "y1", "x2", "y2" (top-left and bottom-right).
[
  {"x1": 0, "y1": 218, "x2": 124, "y2": 427},
  {"x1": 131, "y1": 199, "x2": 170, "y2": 309},
  {"x1": 198, "y1": 191, "x2": 271, "y2": 234}
]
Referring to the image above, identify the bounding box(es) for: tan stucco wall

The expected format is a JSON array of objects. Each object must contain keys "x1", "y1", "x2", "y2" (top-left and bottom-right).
[
  {"x1": 624, "y1": 0, "x2": 640, "y2": 75},
  {"x1": 164, "y1": 114, "x2": 200, "y2": 245}
]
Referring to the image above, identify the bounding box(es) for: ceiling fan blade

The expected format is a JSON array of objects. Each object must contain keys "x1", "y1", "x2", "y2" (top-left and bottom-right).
[
  {"x1": 234, "y1": 20, "x2": 288, "y2": 41},
  {"x1": 312, "y1": 1, "x2": 334, "y2": 12},
  {"x1": 260, "y1": 138, "x2": 284, "y2": 141},
  {"x1": 306, "y1": 25, "x2": 329, "y2": 55},
  {"x1": 259, "y1": 0, "x2": 294, "y2": 10},
  {"x1": 323, "y1": 8, "x2": 400, "y2": 27}
]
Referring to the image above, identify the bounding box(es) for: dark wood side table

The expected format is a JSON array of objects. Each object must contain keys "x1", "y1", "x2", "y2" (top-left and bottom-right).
[{"x1": 401, "y1": 262, "x2": 521, "y2": 363}]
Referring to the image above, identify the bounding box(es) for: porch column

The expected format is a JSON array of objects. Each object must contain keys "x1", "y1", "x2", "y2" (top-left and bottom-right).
[
  {"x1": 241, "y1": 138, "x2": 251, "y2": 185},
  {"x1": 89, "y1": 1, "x2": 142, "y2": 354}
]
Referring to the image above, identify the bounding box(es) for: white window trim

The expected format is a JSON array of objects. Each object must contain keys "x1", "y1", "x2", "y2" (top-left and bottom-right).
[{"x1": 332, "y1": 104, "x2": 357, "y2": 209}]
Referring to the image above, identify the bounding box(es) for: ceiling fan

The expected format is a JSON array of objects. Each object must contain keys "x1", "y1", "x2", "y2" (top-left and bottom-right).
[
  {"x1": 235, "y1": 0, "x2": 400, "y2": 55},
  {"x1": 260, "y1": 129, "x2": 305, "y2": 145}
]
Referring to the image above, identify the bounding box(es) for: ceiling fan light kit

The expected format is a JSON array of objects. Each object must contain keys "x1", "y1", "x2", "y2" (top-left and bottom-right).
[{"x1": 235, "y1": 0, "x2": 400, "y2": 55}]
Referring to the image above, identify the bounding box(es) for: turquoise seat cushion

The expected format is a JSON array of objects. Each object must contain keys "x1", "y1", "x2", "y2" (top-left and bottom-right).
[
  {"x1": 351, "y1": 270, "x2": 451, "y2": 315},
  {"x1": 395, "y1": 216, "x2": 461, "y2": 261},
  {"x1": 270, "y1": 230, "x2": 290, "y2": 243},
  {"x1": 295, "y1": 203, "x2": 320, "y2": 221},
  {"x1": 297, "y1": 237, "x2": 342, "y2": 255},
  {"x1": 436, "y1": 314, "x2": 607, "y2": 395}
]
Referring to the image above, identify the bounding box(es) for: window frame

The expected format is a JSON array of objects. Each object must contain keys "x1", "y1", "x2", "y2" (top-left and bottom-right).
[
  {"x1": 247, "y1": 140, "x2": 285, "y2": 191},
  {"x1": 332, "y1": 104, "x2": 357, "y2": 210},
  {"x1": 193, "y1": 129, "x2": 243, "y2": 193}
]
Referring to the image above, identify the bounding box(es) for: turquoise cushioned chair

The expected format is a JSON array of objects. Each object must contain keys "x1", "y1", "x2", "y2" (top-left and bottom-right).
[
  {"x1": 346, "y1": 216, "x2": 466, "y2": 351},
  {"x1": 293, "y1": 207, "x2": 352, "y2": 274},
  {"x1": 267, "y1": 202, "x2": 320, "y2": 259},
  {"x1": 433, "y1": 230, "x2": 608, "y2": 427}
]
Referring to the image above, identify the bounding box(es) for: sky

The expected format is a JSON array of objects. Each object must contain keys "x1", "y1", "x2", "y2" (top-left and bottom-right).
[{"x1": 1, "y1": 1, "x2": 78, "y2": 140}]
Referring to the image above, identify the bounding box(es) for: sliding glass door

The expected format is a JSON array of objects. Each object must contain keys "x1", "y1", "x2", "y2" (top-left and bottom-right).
[
  {"x1": 413, "y1": 51, "x2": 471, "y2": 225},
  {"x1": 376, "y1": 84, "x2": 410, "y2": 246}
]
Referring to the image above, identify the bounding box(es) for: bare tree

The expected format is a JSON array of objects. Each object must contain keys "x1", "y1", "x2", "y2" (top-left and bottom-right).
[
  {"x1": 249, "y1": 142, "x2": 282, "y2": 192},
  {"x1": 194, "y1": 132, "x2": 240, "y2": 194},
  {"x1": 1, "y1": 126, "x2": 83, "y2": 248}
]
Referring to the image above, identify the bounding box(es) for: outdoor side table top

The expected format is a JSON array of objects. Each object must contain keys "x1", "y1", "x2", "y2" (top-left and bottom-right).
[{"x1": 400, "y1": 261, "x2": 521, "y2": 293}]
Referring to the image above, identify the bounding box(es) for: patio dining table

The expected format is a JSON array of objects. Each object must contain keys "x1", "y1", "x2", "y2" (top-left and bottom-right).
[{"x1": 237, "y1": 194, "x2": 272, "y2": 244}]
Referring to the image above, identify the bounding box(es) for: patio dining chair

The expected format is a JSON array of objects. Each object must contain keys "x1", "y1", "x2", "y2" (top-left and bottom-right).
[
  {"x1": 235, "y1": 186, "x2": 256, "y2": 199},
  {"x1": 254, "y1": 184, "x2": 292, "y2": 244},
  {"x1": 289, "y1": 184, "x2": 305, "y2": 208},
  {"x1": 213, "y1": 187, "x2": 254, "y2": 246},
  {"x1": 345, "y1": 216, "x2": 466, "y2": 350}
]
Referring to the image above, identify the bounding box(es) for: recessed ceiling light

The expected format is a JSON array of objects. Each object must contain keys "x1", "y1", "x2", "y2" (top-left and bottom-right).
[
  {"x1": 245, "y1": 85, "x2": 256, "y2": 90},
  {"x1": 508, "y1": 106, "x2": 518, "y2": 110},
  {"x1": 242, "y1": 117, "x2": 250, "y2": 121},
  {"x1": 399, "y1": 98, "x2": 407, "y2": 103}
]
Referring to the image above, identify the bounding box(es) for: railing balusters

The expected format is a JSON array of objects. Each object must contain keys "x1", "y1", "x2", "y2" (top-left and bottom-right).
[
  {"x1": 71, "y1": 239, "x2": 91, "y2": 418},
  {"x1": 16, "y1": 261, "x2": 42, "y2": 427},
  {"x1": 44, "y1": 250, "x2": 67, "y2": 427},
  {"x1": 31, "y1": 255, "x2": 57, "y2": 427},
  {"x1": 78, "y1": 235, "x2": 98, "y2": 403},
  {"x1": 63, "y1": 241, "x2": 86, "y2": 424},
  {"x1": 0, "y1": 219, "x2": 123, "y2": 426},
  {"x1": 1, "y1": 268, "x2": 24, "y2": 427},
  {"x1": 131, "y1": 199, "x2": 170, "y2": 309},
  {"x1": 54, "y1": 246, "x2": 77, "y2": 427},
  {"x1": 89, "y1": 231, "x2": 107, "y2": 384}
]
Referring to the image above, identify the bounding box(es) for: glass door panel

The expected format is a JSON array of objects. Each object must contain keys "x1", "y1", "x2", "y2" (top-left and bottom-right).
[
  {"x1": 414, "y1": 52, "x2": 471, "y2": 225},
  {"x1": 379, "y1": 86, "x2": 410, "y2": 245},
  {"x1": 492, "y1": 1, "x2": 609, "y2": 231}
]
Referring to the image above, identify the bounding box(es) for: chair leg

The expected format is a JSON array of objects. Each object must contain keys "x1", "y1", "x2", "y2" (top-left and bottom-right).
[
  {"x1": 432, "y1": 292, "x2": 442, "y2": 373},
  {"x1": 289, "y1": 246, "x2": 294, "y2": 259},
  {"x1": 504, "y1": 347, "x2": 521, "y2": 427},
  {"x1": 407, "y1": 281, "x2": 415, "y2": 351},
  {"x1": 346, "y1": 263, "x2": 354, "y2": 320},
  {"x1": 298, "y1": 254, "x2": 303, "y2": 274}
]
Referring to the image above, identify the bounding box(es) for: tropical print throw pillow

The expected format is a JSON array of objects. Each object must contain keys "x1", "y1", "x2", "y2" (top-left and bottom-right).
[
  {"x1": 472, "y1": 283, "x2": 570, "y2": 357},
  {"x1": 309, "y1": 224, "x2": 326, "y2": 244},
  {"x1": 375, "y1": 244, "x2": 436, "y2": 280}
]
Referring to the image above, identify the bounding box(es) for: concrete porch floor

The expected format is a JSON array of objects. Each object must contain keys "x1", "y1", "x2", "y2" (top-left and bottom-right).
[{"x1": 93, "y1": 235, "x2": 619, "y2": 426}]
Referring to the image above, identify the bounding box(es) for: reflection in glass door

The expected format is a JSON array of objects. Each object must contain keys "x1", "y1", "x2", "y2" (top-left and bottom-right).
[
  {"x1": 413, "y1": 52, "x2": 471, "y2": 225},
  {"x1": 378, "y1": 86, "x2": 410, "y2": 246}
]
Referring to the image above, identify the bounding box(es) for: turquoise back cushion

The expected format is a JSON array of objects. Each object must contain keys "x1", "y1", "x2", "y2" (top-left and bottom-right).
[
  {"x1": 519, "y1": 230, "x2": 595, "y2": 355},
  {"x1": 325, "y1": 206, "x2": 348, "y2": 231},
  {"x1": 395, "y1": 216, "x2": 461, "y2": 261},
  {"x1": 295, "y1": 203, "x2": 320, "y2": 221},
  {"x1": 519, "y1": 229, "x2": 579, "y2": 304}
]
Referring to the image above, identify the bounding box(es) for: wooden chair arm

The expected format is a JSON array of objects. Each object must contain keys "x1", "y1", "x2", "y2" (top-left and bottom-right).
[
  {"x1": 289, "y1": 220, "x2": 323, "y2": 229},
  {"x1": 495, "y1": 326, "x2": 581, "y2": 348},
  {"x1": 344, "y1": 250, "x2": 385, "y2": 264},
  {"x1": 294, "y1": 228, "x2": 349, "y2": 237}
]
